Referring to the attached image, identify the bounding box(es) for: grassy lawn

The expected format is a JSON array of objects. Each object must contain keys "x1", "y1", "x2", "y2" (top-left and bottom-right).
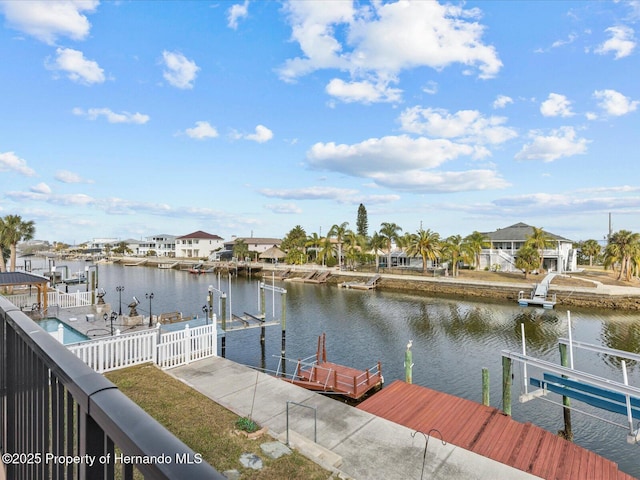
[{"x1": 105, "y1": 364, "x2": 331, "y2": 480}]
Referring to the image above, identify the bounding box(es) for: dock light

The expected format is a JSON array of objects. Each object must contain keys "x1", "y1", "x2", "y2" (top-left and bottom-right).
[
  {"x1": 146, "y1": 292, "x2": 154, "y2": 327},
  {"x1": 116, "y1": 286, "x2": 125, "y2": 316}
]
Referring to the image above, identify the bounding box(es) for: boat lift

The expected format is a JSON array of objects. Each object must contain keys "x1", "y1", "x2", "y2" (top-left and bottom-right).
[{"x1": 502, "y1": 311, "x2": 640, "y2": 445}]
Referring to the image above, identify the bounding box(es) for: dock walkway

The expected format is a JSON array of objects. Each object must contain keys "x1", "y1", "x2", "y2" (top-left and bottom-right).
[
  {"x1": 169, "y1": 356, "x2": 540, "y2": 480},
  {"x1": 358, "y1": 380, "x2": 635, "y2": 480}
]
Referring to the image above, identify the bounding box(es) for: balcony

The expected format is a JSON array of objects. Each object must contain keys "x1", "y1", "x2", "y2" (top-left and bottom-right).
[{"x1": 0, "y1": 296, "x2": 224, "y2": 480}]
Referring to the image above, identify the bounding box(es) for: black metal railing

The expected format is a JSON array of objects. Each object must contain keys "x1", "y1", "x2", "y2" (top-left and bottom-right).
[{"x1": 0, "y1": 297, "x2": 224, "y2": 479}]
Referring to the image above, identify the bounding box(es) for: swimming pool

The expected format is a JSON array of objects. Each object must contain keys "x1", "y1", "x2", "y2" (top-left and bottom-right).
[
  {"x1": 36, "y1": 318, "x2": 90, "y2": 345},
  {"x1": 160, "y1": 317, "x2": 207, "y2": 332}
]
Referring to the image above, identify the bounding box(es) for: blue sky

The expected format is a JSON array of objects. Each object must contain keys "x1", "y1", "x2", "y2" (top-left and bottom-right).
[{"x1": 1, "y1": 0, "x2": 639, "y2": 245}]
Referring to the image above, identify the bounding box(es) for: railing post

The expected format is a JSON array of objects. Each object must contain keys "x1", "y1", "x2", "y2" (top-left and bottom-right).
[
  {"x1": 185, "y1": 324, "x2": 192, "y2": 364},
  {"x1": 502, "y1": 356, "x2": 512, "y2": 416}
]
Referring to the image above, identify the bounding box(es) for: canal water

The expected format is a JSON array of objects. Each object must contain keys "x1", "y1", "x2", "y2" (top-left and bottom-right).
[{"x1": 34, "y1": 259, "x2": 640, "y2": 477}]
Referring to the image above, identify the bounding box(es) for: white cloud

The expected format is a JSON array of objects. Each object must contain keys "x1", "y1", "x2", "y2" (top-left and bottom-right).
[
  {"x1": 595, "y1": 25, "x2": 636, "y2": 59},
  {"x1": 73, "y1": 107, "x2": 150, "y2": 124},
  {"x1": 264, "y1": 203, "x2": 302, "y2": 214},
  {"x1": 30, "y1": 182, "x2": 51, "y2": 194},
  {"x1": 0, "y1": 151, "x2": 36, "y2": 176},
  {"x1": 0, "y1": 0, "x2": 98, "y2": 45},
  {"x1": 398, "y1": 107, "x2": 517, "y2": 145},
  {"x1": 185, "y1": 121, "x2": 219, "y2": 139},
  {"x1": 493, "y1": 95, "x2": 513, "y2": 109},
  {"x1": 371, "y1": 169, "x2": 510, "y2": 193},
  {"x1": 6, "y1": 191, "x2": 95, "y2": 206},
  {"x1": 161, "y1": 51, "x2": 200, "y2": 89},
  {"x1": 551, "y1": 33, "x2": 577, "y2": 49},
  {"x1": 422, "y1": 81, "x2": 438, "y2": 95},
  {"x1": 245, "y1": 125, "x2": 274, "y2": 143},
  {"x1": 325, "y1": 78, "x2": 402, "y2": 104},
  {"x1": 260, "y1": 186, "x2": 359, "y2": 200},
  {"x1": 227, "y1": 1, "x2": 249, "y2": 30},
  {"x1": 308, "y1": 135, "x2": 474, "y2": 177},
  {"x1": 540, "y1": 93, "x2": 574, "y2": 117},
  {"x1": 515, "y1": 127, "x2": 589, "y2": 162},
  {"x1": 279, "y1": 0, "x2": 502, "y2": 103},
  {"x1": 259, "y1": 186, "x2": 402, "y2": 205},
  {"x1": 593, "y1": 89, "x2": 639, "y2": 116},
  {"x1": 48, "y1": 47, "x2": 105, "y2": 85},
  {"x1": 55, "y1": 170, "x2": 93, "y2": 183}
]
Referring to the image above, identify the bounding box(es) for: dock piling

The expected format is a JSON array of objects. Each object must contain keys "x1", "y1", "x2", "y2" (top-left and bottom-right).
[
  {"x1": 502, "y1": 356, "x2": 512, "y2": 416},
  {"x1": 482, "y1": 367, "x2": 490, "y2": 406}
]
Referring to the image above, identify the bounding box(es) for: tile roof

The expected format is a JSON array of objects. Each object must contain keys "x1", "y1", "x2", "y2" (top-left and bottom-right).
[{"x1": 176, "y1": 230, "x2": 223, "y2": 240}]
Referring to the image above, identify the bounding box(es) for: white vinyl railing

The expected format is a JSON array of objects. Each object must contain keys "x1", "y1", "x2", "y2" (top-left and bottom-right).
[
  {"x1": 68, "y1": 322, "x2": 217, "y2": 373},
  {"x1": 2, "y1": 290, "x2": 92, "y2": 311},
  {"x1": 157, "y1": 324, "x2": 217, "y2": 369}
]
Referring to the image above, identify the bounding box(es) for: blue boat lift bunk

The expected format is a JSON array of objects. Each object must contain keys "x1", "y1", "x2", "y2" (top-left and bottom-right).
[
  {"x1": 502, "y1": 316, "x2": 640, "y2": 444},
  {"x1": 518, "y1": 272, "x2": 557, "y2": 308}
]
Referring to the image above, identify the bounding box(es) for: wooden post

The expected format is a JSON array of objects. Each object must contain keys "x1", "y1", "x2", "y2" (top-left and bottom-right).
[
  {"x1": 502, "y1": 356, "x2": 512, "y2": 416},
  {"x1": 404, "y1": 341, "x2": 413, "y2": 384},
  {"x1": 559, "y1": 343, "x2": 573, "y2": 441},
  {"x1": 482, "y1": 367, "x2": 490, "y2": 406}
]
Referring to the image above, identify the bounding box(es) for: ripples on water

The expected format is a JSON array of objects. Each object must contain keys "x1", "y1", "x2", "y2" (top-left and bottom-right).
[{"x1": 35, "y1": 260, "x2": 640, "y2": 477}]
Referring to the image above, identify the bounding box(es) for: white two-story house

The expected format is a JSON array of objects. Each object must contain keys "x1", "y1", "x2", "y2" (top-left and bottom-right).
[
  {"x1": 175, "y1": 231, "x2": 224, "y2": 259},
  {"x1": 478, "y1": 222, "x2": 577, "y2": 273}
]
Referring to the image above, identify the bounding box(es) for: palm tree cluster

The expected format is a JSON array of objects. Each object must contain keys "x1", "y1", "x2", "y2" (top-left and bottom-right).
[
  {"x1": 604, "y1": 230, "x2": 640, "y2": 281},
  {"x1": 280, "y1": 217, "x2": 492, "y2": 275},
  {"x1": 0, "y1": 214, "x2": 35, "y2": 273}
]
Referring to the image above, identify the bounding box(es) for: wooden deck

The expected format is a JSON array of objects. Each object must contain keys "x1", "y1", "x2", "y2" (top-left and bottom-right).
[
  {"x1": 283, "y1": 333, "x2": 383, "y2": 400},
  {"x1": 358, "y1": 380, "x2": 636, "y2": 480}
]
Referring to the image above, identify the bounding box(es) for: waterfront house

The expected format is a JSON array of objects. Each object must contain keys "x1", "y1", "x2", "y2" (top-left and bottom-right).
[
  {"x1": 175, "y1": 231, "x2": 224, "y2": 259},
  {"x1": 478, "y1": 222, "x2": 577, "y2": 273},
  {"x1": 137, "y1": 234, "x2": 176, "y2": 257},
  {"x1": 222, "y1": 236, "x2": 282, "y2": 260}
]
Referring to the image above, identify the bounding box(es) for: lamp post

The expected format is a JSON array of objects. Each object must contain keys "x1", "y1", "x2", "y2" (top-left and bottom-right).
[
  {"x1": 110, "y1": 311, "x2": 118, "y2": 336},
  {"x1": 202, "y1": 285, "x2": 214, "y2": 325},
  {"x1": 146, "y1": 292, "x2": 154, "y2": 327},
  {"x1": 116, "y1": 286, "x2": 124, "y2": 316}
]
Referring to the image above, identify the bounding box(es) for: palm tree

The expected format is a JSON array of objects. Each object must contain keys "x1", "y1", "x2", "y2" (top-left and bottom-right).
[
  {"x1": 580, "y1": 239, "x2": 601, "y2": 267},
  {"x1": 317, "y1": 236, "x2": 336, "y2": 267},
  {"x1": 343, "y1": 230, "x2": 365, "y2": 270},
  {"x1": 515, "y1": 244, "x2": 540, "y2": 279},
  {"x1": 329, "y1": 222, "x2": 350, "y2": 269},
  {"x1": 368, "y1": 232, "x2": 386, "y2": 272},
  {"x1": 525, "y1": 226, "x2": 554, "y2": 273},
  {"x1": 305, "y1": 232, "x2": 322, "y2": 263},
  {"x1": 0, "y1": 216, "x2": 7, "y2": 273},
  {"x1": 604, "y1": 230, "x2": 640, "y2": 281},
  {"x1": 379, "y1": 222, "x2": 403, "y2": 270},
  {"x1": 233, "y1": 239, "x2": 250, "y2": 261},
  {"x1": 442, "y1": 234, "x2": 466, "y2": 277},
  {"x1": 2, "y1": 214, "x2": 35, "y2": 272},
  {"x1": 405, "y1": 228, "x2": 441, "y2": 274},
  {"x1": 463, "y1": 231, "x2": 490, "y2": 269}
]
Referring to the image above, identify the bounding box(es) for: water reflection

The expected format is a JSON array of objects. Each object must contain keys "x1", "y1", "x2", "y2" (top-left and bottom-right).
[{"x1": 601, "y1": 320, "x2": 640, "y2": 371}]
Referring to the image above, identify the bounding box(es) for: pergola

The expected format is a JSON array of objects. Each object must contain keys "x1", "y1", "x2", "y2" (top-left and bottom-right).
[{"x1": 0, "y1": 272, "x2": 50, "y2": 311}]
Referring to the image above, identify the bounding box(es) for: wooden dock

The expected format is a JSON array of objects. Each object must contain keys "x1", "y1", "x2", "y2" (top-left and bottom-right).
[
  {"x1": 358, "y1": 380, "x2": 635, "y2": 480},
  {"x1": 282, "y1": 333, "x2": 383, "y2": 400},
  {"x1": 339, "y1": 274, "x2": 381, "y2": 290}
]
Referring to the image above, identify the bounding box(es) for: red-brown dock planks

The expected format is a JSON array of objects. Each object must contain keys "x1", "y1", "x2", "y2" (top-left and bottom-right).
[{"x1": 358, "y1": 380, "x2": 635, "y2": 480}]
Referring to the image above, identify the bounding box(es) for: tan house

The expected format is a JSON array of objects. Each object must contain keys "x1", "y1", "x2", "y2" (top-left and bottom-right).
[{"x1": 175, "y1": 231, "x2": 224, "y2": 259}]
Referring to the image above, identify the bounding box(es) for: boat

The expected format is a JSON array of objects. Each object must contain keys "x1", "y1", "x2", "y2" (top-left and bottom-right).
[{"x1": 518, "y1": 273, "x2": 557, "y2": 308}]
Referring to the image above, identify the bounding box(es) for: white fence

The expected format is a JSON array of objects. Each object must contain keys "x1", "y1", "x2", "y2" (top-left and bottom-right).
[
  {"x1": 3, "y1": 290, "x2": 92, "y2": 311},
  {"x1": 68, "y1": 323, "x2": 217, "y2": 373}
]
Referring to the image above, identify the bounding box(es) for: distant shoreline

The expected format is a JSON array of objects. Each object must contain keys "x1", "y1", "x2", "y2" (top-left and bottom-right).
[{"x1": 72, "y1": 256, "x2": 640, "y2": 311}]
